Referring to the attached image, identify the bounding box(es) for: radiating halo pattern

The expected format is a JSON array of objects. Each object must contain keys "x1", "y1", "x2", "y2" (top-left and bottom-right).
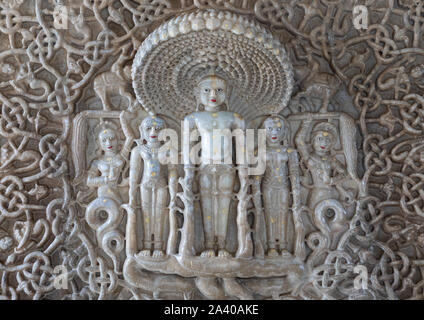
[{"x1": 132, "y1": 10, "x2": 294, "y2": 121}]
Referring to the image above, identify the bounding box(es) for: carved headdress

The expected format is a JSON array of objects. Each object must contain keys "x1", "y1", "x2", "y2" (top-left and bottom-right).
[
  {"x1": 93, "y1": 121, "x2": 119, "y2": 140},
  {"x1": 138, "y1": 115, "x2": 166, "y2": 144},
  {"x1": 195, "y1": 68, "x2": 229, "y2": 86},
  {"x1": 311, "y1": 121, "x2": 338, "y2": 142},
  {"x1": 261, "y1": 114, "x2": 291, "y2": 143},
  {"x1": 93, "y1": 121, "x2": 120, "y2": 157}
]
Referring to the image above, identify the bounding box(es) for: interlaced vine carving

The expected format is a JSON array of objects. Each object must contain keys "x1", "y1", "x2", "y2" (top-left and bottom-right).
[{"x1": 0, "y1": 0, "x2": 422, "y2": 300}]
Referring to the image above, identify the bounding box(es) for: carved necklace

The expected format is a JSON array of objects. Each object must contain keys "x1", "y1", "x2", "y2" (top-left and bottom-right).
[
  {"x1": 208, "y1": 110, "x2": 220, "y2": 128},
  {"x1": 101, "y1": 153, "x2": 119, "y2": 163},
  {"x1": 267, "y1": 146, "x2": 285, "y2": 153},
  {"x1": 140, "y1": 143, "x2": 161, "y2": 155}
]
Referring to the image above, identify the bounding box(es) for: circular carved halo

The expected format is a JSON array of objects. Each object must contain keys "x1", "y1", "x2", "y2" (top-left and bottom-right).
[{"x1": 132, "y1": 9, "x2": 294, "y2": 122}]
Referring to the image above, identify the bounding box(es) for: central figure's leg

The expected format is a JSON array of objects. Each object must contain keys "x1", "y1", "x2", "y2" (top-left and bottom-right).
[
  {"x1": 199, "y1": 171, "x2": 215, "y2": 257},
  {"x1": 141, "y1": 186, "x2": 152, "y2": 256},
  {"x1": 152, "y1": 186, "x2": 169, "y2": 258},
  {"x1": 216, "y1": 170, "x2": 235, "y2": 258}
]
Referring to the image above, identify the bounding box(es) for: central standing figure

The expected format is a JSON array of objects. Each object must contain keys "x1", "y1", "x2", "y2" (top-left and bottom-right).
[{"x1": 184, "y1": 73, "x2": 246, "y2": 258}]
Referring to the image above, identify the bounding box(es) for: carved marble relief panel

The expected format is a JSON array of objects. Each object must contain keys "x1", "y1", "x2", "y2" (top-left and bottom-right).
[{"x1": 0, "y1": 0, "x2": 423, "y2": 300}]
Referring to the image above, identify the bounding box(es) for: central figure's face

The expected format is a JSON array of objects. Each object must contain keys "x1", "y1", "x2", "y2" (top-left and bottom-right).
[
  {"x1": 198, "y1": 76, "x2": 227, "y2": 109},
  {"x1": 141, "y1": 116, "x2": 165, "y2": 144},
  {"x1": 98, "y1": 129, "x2": 118, "y2": 153},
  {"x1": 265, "y1": 117, "x2": 286, "y2": 145},
  {"x1": 313, "y1": 131, "x2": 334, "y2": 154}
]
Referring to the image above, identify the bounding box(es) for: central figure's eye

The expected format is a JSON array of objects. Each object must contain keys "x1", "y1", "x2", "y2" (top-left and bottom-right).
[
  {"x1": 217, "y1": 88, "x2": 223, "y2": 92},
  {"x1": 146, "y1": 127, "x2": 151, "y2": 131},
  {"x1": 204, "y1": 88, "x2": 210, "y2": 93}
]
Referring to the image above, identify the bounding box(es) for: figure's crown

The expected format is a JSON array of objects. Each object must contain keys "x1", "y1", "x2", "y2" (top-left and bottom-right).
[
  {"x1": 140, "y1": 115, "x2": 166, "y2": 129},
  {"x1": 93, "y1": 121, "x2": 118, "y2": 138},
  {"x1": 312, "y1": 121, "x2": 338, "y2": 139},
  {"x1": 196, "y1": 68, "x2": 228, "y2": 86}
]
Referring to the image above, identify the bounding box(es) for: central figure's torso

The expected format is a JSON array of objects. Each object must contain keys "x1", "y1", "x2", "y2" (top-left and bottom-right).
[{"x1": 193, "y1": 111, "x2": 237, "y2": 164}]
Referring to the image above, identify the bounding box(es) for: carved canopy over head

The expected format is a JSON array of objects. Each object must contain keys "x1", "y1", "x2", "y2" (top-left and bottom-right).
[{"x1": 132, "y1": 9, "x2": 294, "y2": 122}]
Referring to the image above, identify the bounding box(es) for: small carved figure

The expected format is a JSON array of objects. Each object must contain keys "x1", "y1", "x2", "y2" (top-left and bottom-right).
[
  {"x1": 129, "y1": 116, "x2": 178, "y2": 258},
  {"x1": 292, "y1": 48, "x2": 340, "y2": 113},
  {"x1": 252, "y1": 116, "x2": 301, "y2": 257},
  {"x1": 183, "y1": 73, "x2": 247, "y2": 258},
  {"x1": 87, "y1": 122, "x2": 125, "y2": 203},
  {"x1": 68, "y1": 6, "x2": 91, "y2": 46},
  {"x1": 93, "y1": 44, "x2": 135, "y2": 110},
  {"x1": 295, "y1": 115, "x2": 352, "y2": 209},
  {"x1": 0, "y1": 142, "x2": 40, "y2": 174},
  {"x1": 261, "y1": 117, "x2": 291, "y2": 256},
  {"x1": 0, "y1": 62, "x2": 15, "y2": 75},
  {"x1": 0, "y1": 228, "x2": 13, "y2": 252},
  {"x1": 86, "y1": 120, "x2": 128, "y2": 273},
  {"x1": 410, "y1": 64, "x2": 424, "y2": 89},
  {"x1": 8, "y1": 62, "x2": 51, "y2": 101}
]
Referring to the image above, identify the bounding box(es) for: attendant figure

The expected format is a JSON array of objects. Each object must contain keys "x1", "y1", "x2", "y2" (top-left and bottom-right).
[
  {"x1": 295, "y1": 115, "x2": 352, "y2": 209},
  {"x1": 87, "y1": 121, "x2": 125, "y2": 204},
  {"x1": 129, "y1": 116, "x2": 178, "y2": 258}
]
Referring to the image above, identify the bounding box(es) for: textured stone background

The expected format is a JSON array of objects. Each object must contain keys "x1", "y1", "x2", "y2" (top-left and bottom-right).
[{"x1": 0, "y1": 0, "x2": 423, "y2": 299}]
